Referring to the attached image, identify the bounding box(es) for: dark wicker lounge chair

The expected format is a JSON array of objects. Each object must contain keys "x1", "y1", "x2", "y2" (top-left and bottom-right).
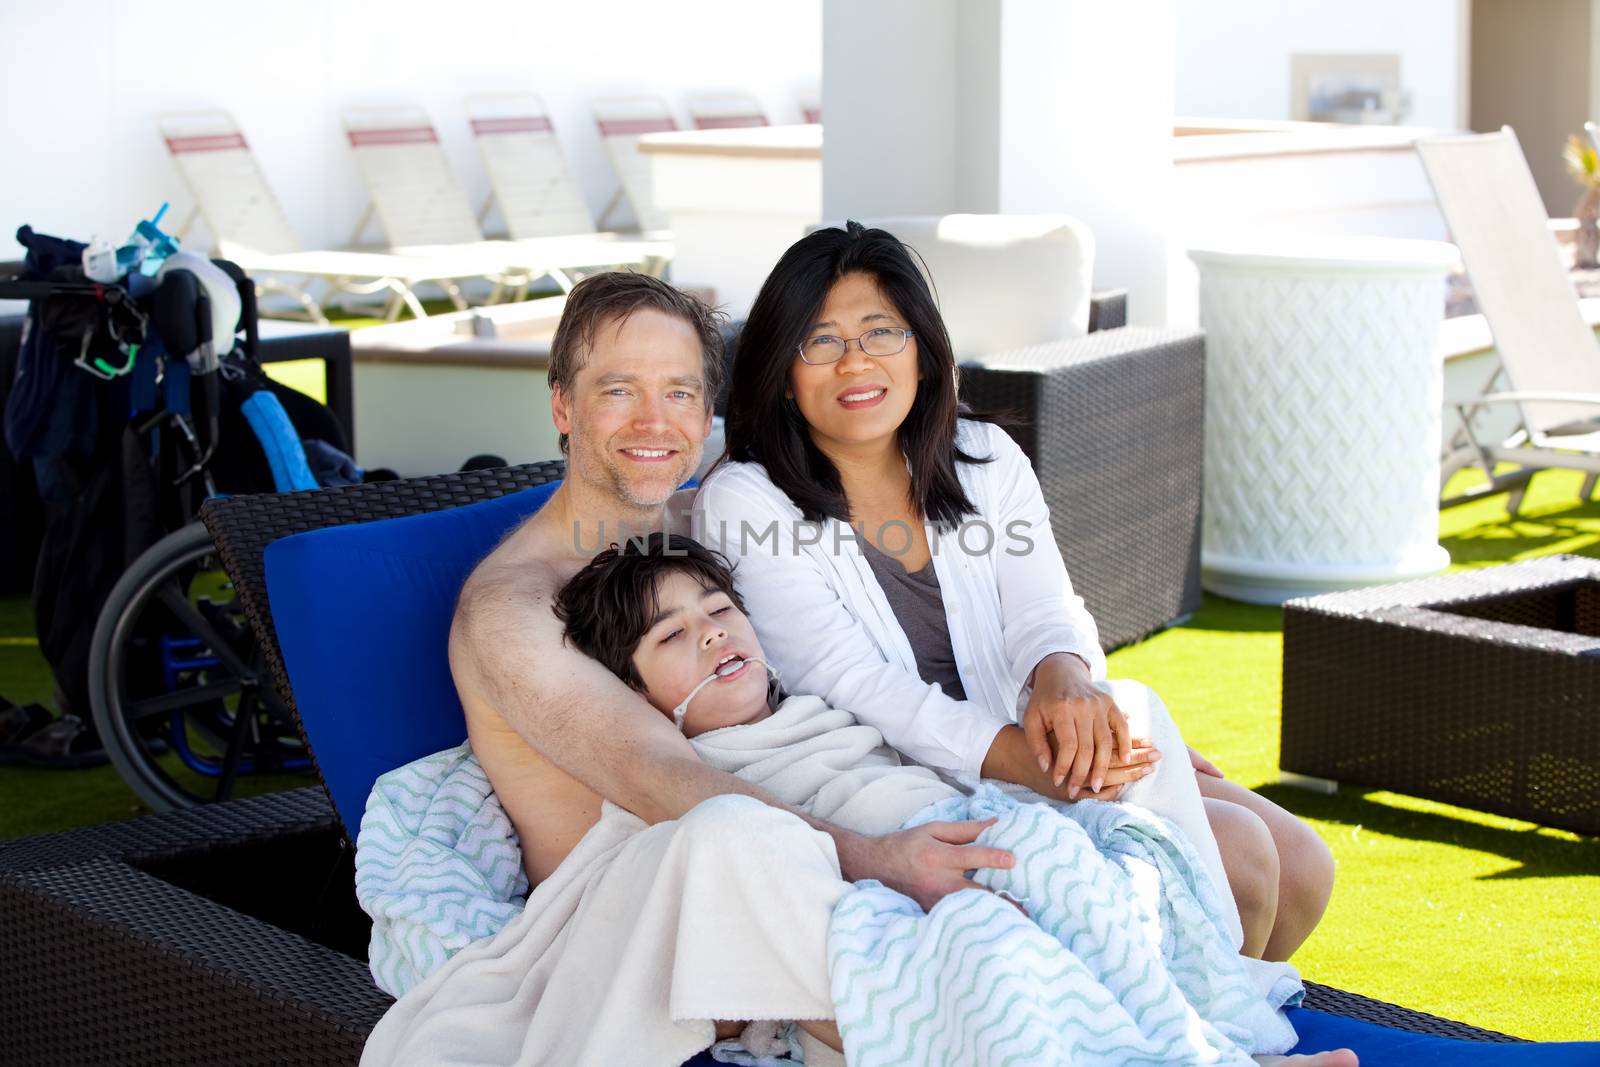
[
  {"x1": 0, "y1": 446, "x2": 1531, "y2": 1064},
  {"x1": 960, "y1": 314, "x2": 1205, "y2": 651}
]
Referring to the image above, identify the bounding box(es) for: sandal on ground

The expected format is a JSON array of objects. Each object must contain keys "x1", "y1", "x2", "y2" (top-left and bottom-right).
[
  {"x1": 0, "y1": 712, "x2": 109, "y2": 769},
  {"x1": 0, "y1": 700, "x2": 54, "y2": 758},
  {"x1": 0, "y1": 700, "x2": 54, "y2": 748}
]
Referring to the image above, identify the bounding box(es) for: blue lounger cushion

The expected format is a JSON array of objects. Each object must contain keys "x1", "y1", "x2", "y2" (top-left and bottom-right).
[
  {"x1": 263, "y1": 483, "x2": 1597, "y2": 1063},
  {"x1": 265, "y1": 480, "x2": 561, "y2": 833},
  {"x1": 1287, "y1": 1008, "x2": 1597, "y2": 1064}
]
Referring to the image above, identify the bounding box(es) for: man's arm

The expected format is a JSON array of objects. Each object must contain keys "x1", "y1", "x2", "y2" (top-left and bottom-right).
[{"x1": 451, "y1": 556, "x2": 1012, "y2": 907}]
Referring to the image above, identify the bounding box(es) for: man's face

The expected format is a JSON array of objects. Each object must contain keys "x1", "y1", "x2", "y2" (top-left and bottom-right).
[
  {"x1": 631, "y1": 571, "x2": 771, "y2": 737},
  {"x1": 551, "y1": 308, "x2": 713, "y2": 511}
]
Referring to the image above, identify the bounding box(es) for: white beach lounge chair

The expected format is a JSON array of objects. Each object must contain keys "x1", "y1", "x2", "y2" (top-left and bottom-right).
[
  {"x1": 341, "y1": 106, "x2": 669, "y2": 295},
  {"x1": 466, "y1": 94, "x2": 596, "y2": 240},
  {"x1": 592, "y1": 96, "x2": 680, "y2": 232},
  {"x1": 1417, "y1": 127, "x2": 1600, "y2": 511},
  {"x1": 685, "y1": 92, "x2": 770, "y2": 131},
  {"x1": 160, "y1": 112, "x2": 493, "y2": 323}
]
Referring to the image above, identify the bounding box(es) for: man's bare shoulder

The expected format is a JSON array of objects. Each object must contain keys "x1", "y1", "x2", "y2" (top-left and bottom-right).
[
  {"x1": 460, "y1": 541, "x2": 559, "y2": 609},
  {"x1": 455, "y1": 513, "x2": 574, "y2": 623}
]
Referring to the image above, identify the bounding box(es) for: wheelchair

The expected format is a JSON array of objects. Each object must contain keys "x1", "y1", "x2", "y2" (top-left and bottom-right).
[{"x1": 4, "y1": 237, "x2": 336, "y2": 809}]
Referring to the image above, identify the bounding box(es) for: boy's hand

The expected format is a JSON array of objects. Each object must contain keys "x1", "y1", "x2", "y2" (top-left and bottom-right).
[
  {"x1": 1036, "y1": 732, "x2": 1160, "y2": 802},
  {"x1": 981, "y1": 725, "x2": 1159, "y2": 804},
  {"x1": 1065, "y1": 739, "x2": 1161, "y2": 801},
  {"x1": 1188, "y1": 746, "x2": 1225, "y2": 778}
]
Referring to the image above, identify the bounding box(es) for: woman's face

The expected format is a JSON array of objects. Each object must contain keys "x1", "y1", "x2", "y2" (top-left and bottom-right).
[{"x1": 787, "y1": 272, "x2": 920, "y2": 460}]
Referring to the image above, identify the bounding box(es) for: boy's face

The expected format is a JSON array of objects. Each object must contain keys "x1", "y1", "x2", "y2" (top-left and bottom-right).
[{"x1": 631, "y1": 570, "x2": 772, "y2": 737}]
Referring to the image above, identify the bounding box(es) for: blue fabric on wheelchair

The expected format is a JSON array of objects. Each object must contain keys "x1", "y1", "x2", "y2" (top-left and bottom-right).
[
  {"x1": 1286, "y1": 1007, "x2": 1598, "y2": 1063},
  {"x1": 241, "y1": 391, "x2": 320, "y2": 493},
  {"x1": 263, "y1": 481, "x2": 559, "y2": 835}
]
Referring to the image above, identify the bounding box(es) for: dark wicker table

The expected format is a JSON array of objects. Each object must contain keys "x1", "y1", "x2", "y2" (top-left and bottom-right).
[
  {"x1": 1281, "y1": 555, "x2": 1600, "y2": 835},
  {"x1": 0, "y1": 789, "x2": 391, "y2": 1066}
]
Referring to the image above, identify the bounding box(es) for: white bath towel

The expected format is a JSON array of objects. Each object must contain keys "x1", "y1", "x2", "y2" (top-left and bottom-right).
[
  {"x1": 688, "y1": 694, "x2": 959, "y2": 834},
  {"x1": 358, "y1": 791, "x2": 848, "y2": 1067},
  {"x1": 358, "y1": 688, "x2": 1281, "y2": 1065}
]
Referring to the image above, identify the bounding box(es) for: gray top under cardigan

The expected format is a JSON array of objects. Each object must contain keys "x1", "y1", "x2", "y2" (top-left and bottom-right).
[{"x1": 858, "y1": 536, "x2": 968, "y2": 701}]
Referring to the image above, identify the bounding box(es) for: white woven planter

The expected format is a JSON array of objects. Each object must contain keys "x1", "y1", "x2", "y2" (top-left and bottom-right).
[{"x1": 1189, "y1": 237, "x2": 1460, "y2": 604}]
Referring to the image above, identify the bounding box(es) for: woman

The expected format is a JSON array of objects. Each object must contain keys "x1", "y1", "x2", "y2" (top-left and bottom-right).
[{"x1": 695, "y1": 221, "x2": 1334, "y2": 961}]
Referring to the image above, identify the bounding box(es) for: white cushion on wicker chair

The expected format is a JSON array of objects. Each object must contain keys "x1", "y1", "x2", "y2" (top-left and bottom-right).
[{"x1": 834, "y1": 214, "x2": 1096, "y2": 358}]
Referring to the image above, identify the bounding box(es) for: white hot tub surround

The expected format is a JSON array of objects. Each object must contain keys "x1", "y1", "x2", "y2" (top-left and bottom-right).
[
  {"x1": 637, "y1": 124, "x2": 822, "y2": 319},
  {"x1": 1189, "y1": 236, "x2": 1461, "y2": 604}
]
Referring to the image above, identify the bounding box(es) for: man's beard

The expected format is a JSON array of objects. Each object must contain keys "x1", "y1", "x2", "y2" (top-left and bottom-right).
[{"x1": 580, "y1": 437, "x2": 698, "y2": 510}]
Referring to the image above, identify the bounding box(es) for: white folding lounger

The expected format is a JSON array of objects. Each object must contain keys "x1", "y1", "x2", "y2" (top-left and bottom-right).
[
  {"x1": 1418, "y1": 127, "x2": 1600, "y2": 511},
  {"x1": 466, "y1": 94, "x2": 597, "y2": 240},
  {"x1": 342, "y1": 105, "x2": 668, "y2": 294},
  {"x1": 592, "y1": 95, "x2": 680, "y2": 233},
  {"x1": 798, "y1": 88, "x2": 821, "y2": 126},
  {"x1": 160, "y1": 112, "x2": 495, "y2": 323},
  {"x1": 685, "y1": 91, "x2": 770, "y2": 130}
]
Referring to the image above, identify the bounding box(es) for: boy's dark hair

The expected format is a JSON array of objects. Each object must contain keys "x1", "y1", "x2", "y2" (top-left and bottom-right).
[
  {"x1": 554, "y1": 532, "x2": 746, "y2": 693},
  {"x1": 546, "y1": 271, "x2": 727, "y2": 454}
]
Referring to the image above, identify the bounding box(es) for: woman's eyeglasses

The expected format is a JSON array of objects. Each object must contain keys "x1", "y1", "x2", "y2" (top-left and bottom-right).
[{"x1": 796, "y1": 327, "x2": 916, "y2": 365}]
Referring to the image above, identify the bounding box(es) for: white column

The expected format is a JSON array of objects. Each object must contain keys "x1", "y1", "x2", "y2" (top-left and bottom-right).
[{"x1": 823, "y1": 0, "x2": 1175, "y2": 325}]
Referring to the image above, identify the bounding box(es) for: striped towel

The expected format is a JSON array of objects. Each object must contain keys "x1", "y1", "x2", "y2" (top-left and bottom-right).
[
  {"x1": 829, "y1": 785, "x2": 1303, "y2": 1067},
  {"x1": 354, "y1": 743, "x2": 529, "y2": 998}
]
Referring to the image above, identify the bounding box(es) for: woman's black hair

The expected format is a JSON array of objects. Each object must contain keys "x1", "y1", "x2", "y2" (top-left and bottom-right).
[{"x1": 724, "y1": 220, "x2": 988, "y2": 528}]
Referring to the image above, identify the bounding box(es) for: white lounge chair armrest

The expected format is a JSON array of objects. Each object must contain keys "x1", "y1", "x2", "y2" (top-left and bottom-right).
[{"x1": 1449, "y1": 391, "x2": 1600, "y2": 408}]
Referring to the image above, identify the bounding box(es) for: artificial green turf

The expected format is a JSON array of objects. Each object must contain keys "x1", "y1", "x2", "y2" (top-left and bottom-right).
[
  {"x1": 260, "y1": 293, "x2": 562, "y2": 401},
  {"x1": 1108, "y1": 467, "x2": 1600, "y2": 1042},
  {"x1": 1, "y1": 466, "x2": 1596, "y2": 1039}
]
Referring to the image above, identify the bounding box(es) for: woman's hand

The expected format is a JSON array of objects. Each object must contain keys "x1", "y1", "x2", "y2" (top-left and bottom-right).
[
  {"x1": 1021, "y1": 653, "x2": 1130, "y2": 798},
  {"x1": 1188, "y1": 745, "x2": 1225, "y2": 778}
]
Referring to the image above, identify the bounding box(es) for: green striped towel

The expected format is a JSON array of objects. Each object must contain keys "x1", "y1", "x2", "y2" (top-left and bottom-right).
[{"x1": 829, "y1": 784, "x2": 1302, "y2": 1066}]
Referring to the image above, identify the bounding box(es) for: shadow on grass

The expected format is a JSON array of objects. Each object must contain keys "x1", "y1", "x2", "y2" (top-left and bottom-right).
[
  {"x1": 1254, "y1": 782, "x2": 1600, "y2": 880},
  {"x1": 1167, "y1": 596, "x2": 1284, "y2": 635},
  {"x1": 1440, "y1": 502, "x2": 1600, "y2": 566}
]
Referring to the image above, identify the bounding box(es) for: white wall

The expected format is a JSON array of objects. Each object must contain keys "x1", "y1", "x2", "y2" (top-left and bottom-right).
[
  {"x1": 1175, "y1": 0, "x2": 1467, "y2": 129},
  {"x1": 824, "y1": 0, "x2": 1176, "y2": 324},
  {"x1": 992, "y1": 0, "x2": 1175, "y2": 325},
  {"x1": 820, "y1": 0, "x2": 966, "y2": 217},
  {"x1": 0, "y1": 0, "x2": 820, "y2": 262}
]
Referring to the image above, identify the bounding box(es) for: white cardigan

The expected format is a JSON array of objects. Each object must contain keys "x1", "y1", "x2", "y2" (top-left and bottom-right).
[{"x1": 693, "y1": 419, "x2": 1106, "y2": 783}]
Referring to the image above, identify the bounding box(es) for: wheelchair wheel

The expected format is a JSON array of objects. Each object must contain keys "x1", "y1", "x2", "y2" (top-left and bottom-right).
[{"x1": 88, "y1": 522, "x2": 313, "y2": 811}]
